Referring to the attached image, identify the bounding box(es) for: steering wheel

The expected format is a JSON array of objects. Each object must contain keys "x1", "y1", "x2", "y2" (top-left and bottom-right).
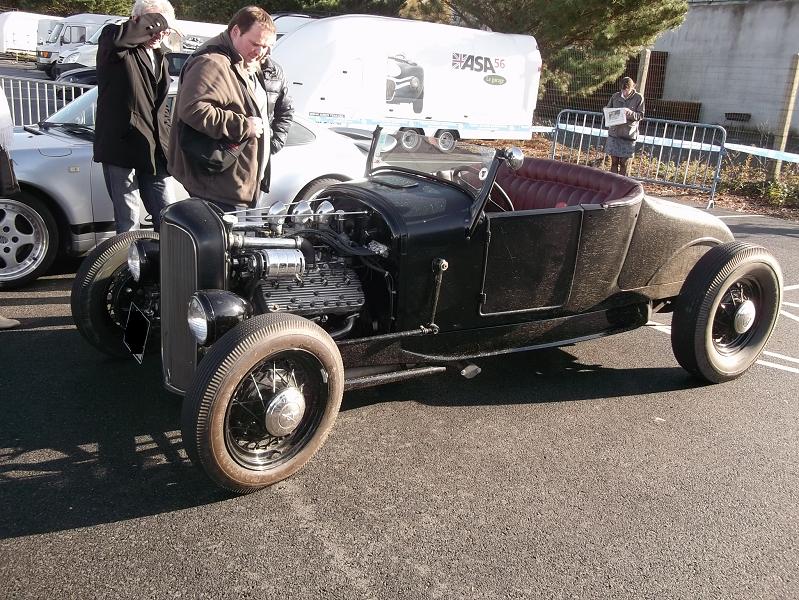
[{"x1": 488, "y1": 182, "x2": 514, "y2": 212}]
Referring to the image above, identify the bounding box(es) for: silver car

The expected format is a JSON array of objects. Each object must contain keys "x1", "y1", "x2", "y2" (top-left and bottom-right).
[{"x1": 1, "y1": 85, "x2": 366, "y2": 289}]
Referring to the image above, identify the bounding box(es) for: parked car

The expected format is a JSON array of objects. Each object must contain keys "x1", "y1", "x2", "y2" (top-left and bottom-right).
[
  {"x1": 0, "y1": 84, "x2": 366, "y2": 289},
  {"x1": 55, "y1": 52, "x2": 190, "y2": 91},
  {"x1": 70, "y1": 130, "x2": 783, "y2": 494}
]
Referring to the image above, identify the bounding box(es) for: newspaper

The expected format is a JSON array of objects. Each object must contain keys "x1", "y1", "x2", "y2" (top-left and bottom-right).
[{"x1": 603, "y1": 107, "x2": 627, "y2": 127}]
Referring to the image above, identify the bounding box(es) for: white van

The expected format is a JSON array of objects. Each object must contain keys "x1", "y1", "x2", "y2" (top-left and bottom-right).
[
  {"x1": 0, "y1": 11, "x2": 54, "y2": 56},
  {"x1": 37, "y1": 17, "x2": 63, "y2": 45},
  {"x1": 272, "y1": 15, "x2": 541, "y2": 150},
  {"x1": 36, "y1": 13, "x2": 119, "y2": 75},
  {"x1": 54, "y1": 18, "x2": 226, "y2": 76}
]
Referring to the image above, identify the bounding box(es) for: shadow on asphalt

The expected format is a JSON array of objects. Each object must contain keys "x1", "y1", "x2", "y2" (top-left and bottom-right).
[
  {"x1": 1, "y1": 274, "x2": 703, "y2": 539},
  {"x1": 342, "y1": 347, "x2": 704, "y2": 412}
]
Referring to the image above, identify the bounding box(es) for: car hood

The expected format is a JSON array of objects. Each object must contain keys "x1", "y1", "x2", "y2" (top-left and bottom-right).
[{"x1": 10, "y1": 128, "x2": 80, "y2": 157}]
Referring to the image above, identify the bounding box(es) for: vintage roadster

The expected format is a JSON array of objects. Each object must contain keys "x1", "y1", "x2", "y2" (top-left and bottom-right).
[{"x1": 71, "y1": 131, "x2": 782, "y2": 493}]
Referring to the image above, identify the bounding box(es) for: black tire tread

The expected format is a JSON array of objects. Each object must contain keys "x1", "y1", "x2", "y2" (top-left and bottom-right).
[
  {"x1": 71, "y1": 230, "x2": 158, "y2": 357},
  {"x1": 671, "y1": 241, "x2": 782, "y2": 382},
  {"x1": 182, "y1": 313, "x2": 344, "y2": 494}
]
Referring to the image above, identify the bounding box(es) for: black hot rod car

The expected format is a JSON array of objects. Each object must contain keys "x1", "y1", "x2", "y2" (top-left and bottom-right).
[{"x1": 71, "y1": 130, "x2": 782, "y2": 493}]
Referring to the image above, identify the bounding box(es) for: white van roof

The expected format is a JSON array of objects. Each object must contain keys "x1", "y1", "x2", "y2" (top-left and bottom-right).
[{"x1": 60, "y1": 13, "x2": 122, "y2": 26}]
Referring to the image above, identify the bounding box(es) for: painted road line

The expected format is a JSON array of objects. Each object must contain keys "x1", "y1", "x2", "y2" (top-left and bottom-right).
[
  {"x1": 763, "y1": 351, "x2": 799, "y2": 365},
  {"x1": 780, "y1": 310, "x2": 799, "y2": 324},
  {"x1": 756, "y1": 360, "x2": 799, "y2": 374},
  {"x1": 646, "y1": 321, "x2": 797, "y2": 375},
  {"x1": 784, "y1": 284, "x2": 799, "y2": 291},
  {"x1": 783, "y1": 301, "x2": 799, "y2": 308}
]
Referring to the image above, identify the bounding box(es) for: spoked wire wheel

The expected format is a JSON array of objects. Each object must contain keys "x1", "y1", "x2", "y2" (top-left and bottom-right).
[
  {"x1": 225, "y1": 350, "x2": 329, "y2": 471},
  {"x1": 671, "y1": 241, "x2": 782, "y2": 383},
  {"x1": 183, "y1": 313, "x2": 344, "y2": 493},
  {"x1": 710, "y1": 278, "x2": 762, "y2": 356}
]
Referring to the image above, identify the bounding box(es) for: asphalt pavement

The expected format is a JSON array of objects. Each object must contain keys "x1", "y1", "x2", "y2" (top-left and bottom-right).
[{"x1": 1, "y1": 207, "x2": 798, "y2": 599}]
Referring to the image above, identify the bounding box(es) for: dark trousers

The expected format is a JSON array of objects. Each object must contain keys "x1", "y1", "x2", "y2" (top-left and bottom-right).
[{"x1": 609, "y1": 156, "x2": 631, "y2": 176}]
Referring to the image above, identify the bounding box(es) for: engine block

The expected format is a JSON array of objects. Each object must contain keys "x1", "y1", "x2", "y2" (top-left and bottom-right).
[{"x1": 252, "y1": 261, "x2": 365, "y2": 317}]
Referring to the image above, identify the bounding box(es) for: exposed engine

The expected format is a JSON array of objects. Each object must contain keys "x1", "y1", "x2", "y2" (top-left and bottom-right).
[{"x1": 225, "y1": 194, "x2": 392, "y2": 340}]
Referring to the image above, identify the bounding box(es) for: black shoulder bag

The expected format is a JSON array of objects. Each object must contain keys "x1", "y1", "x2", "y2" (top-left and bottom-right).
[{"x1": 177, "y1": 47, "x2": 257, "y2": 175}]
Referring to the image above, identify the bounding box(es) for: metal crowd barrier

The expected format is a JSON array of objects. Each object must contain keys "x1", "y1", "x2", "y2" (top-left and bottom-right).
[
  {"x1": 552, "y1": 109, "x2": 727, "y2": 208},
  {"x1": 0, "y1": 74, "x2": 93, "y2": 127}
]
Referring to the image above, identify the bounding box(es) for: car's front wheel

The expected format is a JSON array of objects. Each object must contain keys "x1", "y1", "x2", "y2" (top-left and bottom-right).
[
  {"x1": 671, "y1": 241, "x2": 782, "y2": 383},
  {"x1": 71, "y1": 230, "x2": 159, "y2": 358},
  {"x1": 0, "y1": 193, "x2": 59, "y2": 289},
  {"x1": 182, "y1": 313, "x2": 344, "y2": 494}
]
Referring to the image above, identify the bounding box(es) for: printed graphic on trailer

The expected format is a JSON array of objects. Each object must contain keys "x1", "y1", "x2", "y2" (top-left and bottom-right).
[
  {"x1": 452, "y1": 52, "x2": 508, "y2": 85},
  {"x1": 386, "y1": 54, "x2": 425, "y2": 114}
]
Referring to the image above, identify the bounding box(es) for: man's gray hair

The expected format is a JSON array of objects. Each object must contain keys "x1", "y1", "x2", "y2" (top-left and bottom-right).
[{"x1": 131, "y1": 0, "x2": 176, "y2": 23}]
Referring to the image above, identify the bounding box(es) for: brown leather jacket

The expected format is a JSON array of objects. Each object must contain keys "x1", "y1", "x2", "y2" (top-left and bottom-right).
[{"x1": 167, "y1": 31, "x2": 293, "y2": 207}]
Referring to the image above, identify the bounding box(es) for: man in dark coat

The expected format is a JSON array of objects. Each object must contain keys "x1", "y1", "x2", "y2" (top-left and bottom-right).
[
  {"x1": 94, "y1": 0, "x2": 176, "y2": 233},
  {"x1": 168, "y1": 6, "x2": 293, "y2": 211}
]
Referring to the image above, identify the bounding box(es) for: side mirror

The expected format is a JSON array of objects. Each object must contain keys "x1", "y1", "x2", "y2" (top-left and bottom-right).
[{"x1": 504, "y1": 147, "x2": 524, "y2": 171}]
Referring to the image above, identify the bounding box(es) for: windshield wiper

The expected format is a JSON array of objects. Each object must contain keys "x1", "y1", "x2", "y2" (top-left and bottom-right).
[{"x1": 39, "y1": 122, "x2": 95, "y2": 137}]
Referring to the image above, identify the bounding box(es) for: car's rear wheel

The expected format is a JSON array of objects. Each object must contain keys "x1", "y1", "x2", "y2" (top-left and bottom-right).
[
  {"x1": 671, "y1": 241, "x2": 782, "y2": 383},
  {"x1": 0, "y1": 193, "x2": 59, "y2": 290},
  {"x1": 295, "y1": 177, "x2": 344, "y2": 203},
  {"x1": 71, "y1": 230, "x2": 159, "y2": 358},
  {"x1": 182, "y1": 313, "x2": 344, "y2": 493}
]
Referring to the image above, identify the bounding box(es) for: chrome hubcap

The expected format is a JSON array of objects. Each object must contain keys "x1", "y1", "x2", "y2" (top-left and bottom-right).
[
  {"x1": 733, "y1": 299, "x2": 757, "y2": 334},
  {"x1": 265, "y1": 386, "x2": 306, "y2": 436}
]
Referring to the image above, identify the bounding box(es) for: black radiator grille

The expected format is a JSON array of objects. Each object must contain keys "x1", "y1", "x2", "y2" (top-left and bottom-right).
[{"x1": 160, "y1": 222, "x2": 198, "y2": 394}]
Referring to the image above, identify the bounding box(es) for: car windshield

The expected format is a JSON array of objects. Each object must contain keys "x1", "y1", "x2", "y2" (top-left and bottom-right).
[
  {"x1": 46, "y1": 23, "x2": 63, "y2": 44},
  {"x1": 43, "y1": 87, "x2": 98, "y2": 128},
  {"x1": 369, "y1": 131, "x2": 498, "y2": 198}
]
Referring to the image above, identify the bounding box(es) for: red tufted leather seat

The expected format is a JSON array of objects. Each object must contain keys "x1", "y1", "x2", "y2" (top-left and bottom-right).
[{"x1": 494, "y1": 158, "x2": 644, "y2": 211}]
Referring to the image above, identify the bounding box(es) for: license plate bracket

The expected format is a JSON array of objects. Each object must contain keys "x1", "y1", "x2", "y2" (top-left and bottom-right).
[{"x1": 124, "y1": 303, "x2": 150, "y2": 365}]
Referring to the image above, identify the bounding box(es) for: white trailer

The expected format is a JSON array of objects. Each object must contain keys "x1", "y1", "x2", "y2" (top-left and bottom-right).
[
  {"x1": 0, "y1": 11, "x2": 55, "y2": 56},
  {"x1": 272, "y1": 15, "x2": 541, "y2": 150}
]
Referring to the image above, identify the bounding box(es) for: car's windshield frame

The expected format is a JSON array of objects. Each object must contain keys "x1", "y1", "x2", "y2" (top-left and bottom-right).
[{"x1": 367, "y1": 127, "x2": 499, "y2": 202}]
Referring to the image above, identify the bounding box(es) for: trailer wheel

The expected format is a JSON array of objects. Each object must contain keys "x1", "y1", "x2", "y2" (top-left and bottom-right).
[
  {"x1": 435, "y1": 130, "x2": 458, "y2": 153},
  {"x1": 399, "y1": 129, "x2": 422, "y2": 152}
]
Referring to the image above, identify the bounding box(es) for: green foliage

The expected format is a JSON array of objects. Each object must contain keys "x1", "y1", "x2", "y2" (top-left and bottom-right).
[
  {"x1": 406, "y1": 0, "x2": 688, "y2": 97},
  {"x1": 15, "y1": 0, "x2": 133, "y2": 17},
  {"x1": 718, "y1": 155, "x2": 799, "y2": 207},
  {"x1": 177, "y1": 0, "x2": 405, "y2": 24}
]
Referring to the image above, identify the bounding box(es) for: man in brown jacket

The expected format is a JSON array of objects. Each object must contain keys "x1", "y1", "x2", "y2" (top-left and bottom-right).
[{"x1": 168, "y1": 6, "x2": 293, "y2": 211}]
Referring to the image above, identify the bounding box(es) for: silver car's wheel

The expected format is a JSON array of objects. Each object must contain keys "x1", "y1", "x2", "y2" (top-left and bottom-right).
[{"x1": 0, "y1": 194, "x2": 59, "y2": 289}]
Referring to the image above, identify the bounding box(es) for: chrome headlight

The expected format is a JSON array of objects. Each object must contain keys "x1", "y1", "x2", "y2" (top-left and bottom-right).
[
  {"x1": 410, "y1": 76, "x2": 420, "y2": 89},
  {"x1": 127, "y1": 239, "x2": 159, "y2": 283},
  {"x1": 187, "y1": 291, "x2": 252, "y2": 346},
  {"x1": 187, "y1": 296, "x2": 209, "y2": 345},
  {"x1": 127, "y1": 243, "x2": 142, "y2": 282}
]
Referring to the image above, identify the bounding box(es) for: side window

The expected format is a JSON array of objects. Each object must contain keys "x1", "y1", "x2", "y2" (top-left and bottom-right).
[
  {"x1": 61, "y1": 27, "x2": 72, "y2": 44},
  {"x1": 76, "y1": 27, "x2": 87, "y2": 43},
  {"x1": 284, "y1": 122, "x2": 315, "y2": 147}
]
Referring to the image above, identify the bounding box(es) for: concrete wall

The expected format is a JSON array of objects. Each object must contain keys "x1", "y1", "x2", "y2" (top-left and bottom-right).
[{"x1": 653, "y1": 0, "x2": 799, "y2": 134}]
